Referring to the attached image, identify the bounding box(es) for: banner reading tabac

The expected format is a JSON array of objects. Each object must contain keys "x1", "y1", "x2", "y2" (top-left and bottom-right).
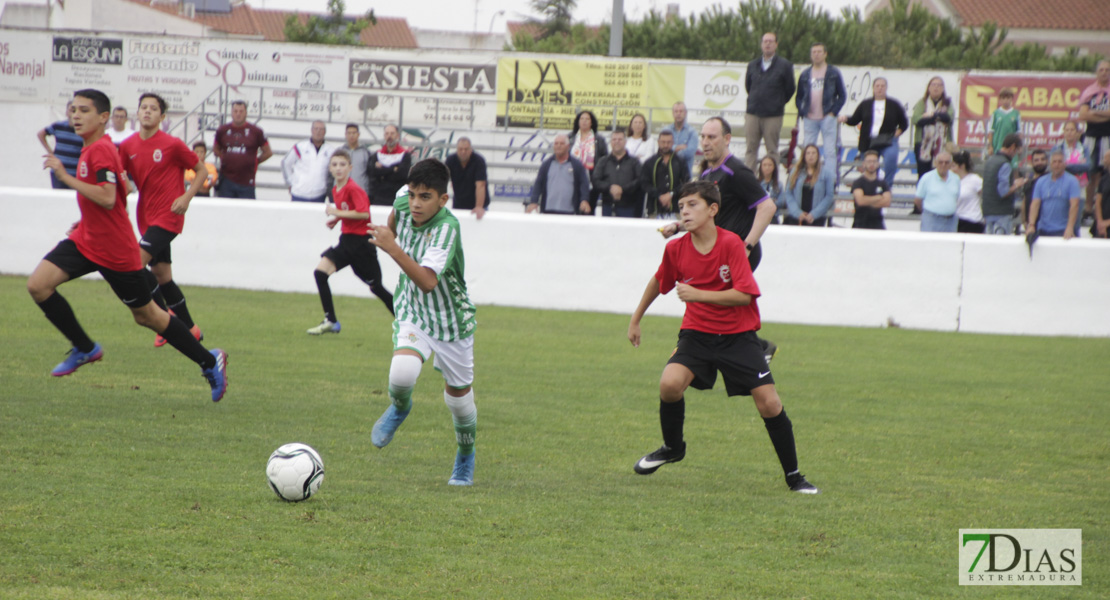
[
  {"x1": 959, "y1": 74, "x2": 1092, "y2": 148},
  {"x1": 496, "y1": 57, "x2": 682, "y2": 130}
]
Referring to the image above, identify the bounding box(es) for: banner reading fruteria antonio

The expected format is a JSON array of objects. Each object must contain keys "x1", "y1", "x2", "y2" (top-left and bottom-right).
[{"x1": 958, "y1": 73, "x2": 1092, "y2": 148}]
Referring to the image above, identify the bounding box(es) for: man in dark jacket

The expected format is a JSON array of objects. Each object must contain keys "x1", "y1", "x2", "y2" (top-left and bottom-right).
[
  {"x1": 527, "y1": 134, "x2": 592, "y2": 215},
  {"x1": 795, "y1": 43, "x2": 847, "y2": 165},
  {"x1": 641, "y1": 130, "x2": 690, "y2": 219},
  {"x1": 593, "y1": 130, "x2": 643, "y2": 218},
  {"x1": 745, "y1": 32, "x2": 796, "y2": 169},
  {"x1": 369, "y1": 124, "x2": 411, "y2": 206}
]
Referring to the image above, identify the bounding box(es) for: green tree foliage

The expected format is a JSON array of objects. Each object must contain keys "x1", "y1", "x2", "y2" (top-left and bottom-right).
[
  {"x1": 284, "y1": 0, "x2": 376, "y2": 46},
  {"x1": 523, "y1": 0, "x2": 1104, "y2": 72},
  {"x1": 530, "y1": 0, "x2": 578, "y2": 38}
]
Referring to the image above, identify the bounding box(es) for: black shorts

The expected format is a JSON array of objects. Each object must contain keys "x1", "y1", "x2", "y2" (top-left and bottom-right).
[
  {"x1": 44, "y1": 239, "x2": 152, "y2": 308},
  {"x1": 139, "y1": 225, "x2": 177, "y2": 266},
  {"x1": 322, "y1": 234, "x2": 383, "y2": 286},
  {"x1": 667, "y1": 329, "x2": 774, "y2": 397}
]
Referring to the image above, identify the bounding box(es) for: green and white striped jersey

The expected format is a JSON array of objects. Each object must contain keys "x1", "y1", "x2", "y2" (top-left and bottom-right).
[{"x1": 391, "y1": 192, "x2": 476, "y2": 341}]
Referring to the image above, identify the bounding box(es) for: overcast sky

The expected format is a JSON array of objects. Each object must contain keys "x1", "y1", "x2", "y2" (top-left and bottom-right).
[{"x1": 252, "y1": 0, "x2": 871, "y2": 33}]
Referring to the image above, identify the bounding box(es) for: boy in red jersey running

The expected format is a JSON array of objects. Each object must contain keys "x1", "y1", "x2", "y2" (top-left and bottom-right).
[
  {"x1": 29, "y1": 89, "x2": 228, "y2": 402},
  {"x1": 120, "y1": 93, "x2": 207, "y2": 347},
  {"x1": 627, "y1": 180, "x2": 818, "y2": 494},
  {"x1": 307, "y1": 149, "x2": 395, "y2": 335}
]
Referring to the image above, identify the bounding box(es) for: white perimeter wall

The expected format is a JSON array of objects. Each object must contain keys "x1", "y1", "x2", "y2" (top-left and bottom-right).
[{"x1": 2, "y1": 187, "x2": 1108, "y2": 338}]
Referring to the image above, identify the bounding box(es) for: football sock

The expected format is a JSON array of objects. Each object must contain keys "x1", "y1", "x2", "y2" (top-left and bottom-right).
[
  {"x1": 159, "y1": 315, "x2": 216, "y2": 369},
  {"x1": 37, "y1": 292, "x2": 95, "y2": 354},
  {"x1": 142, "y1": 269, "x2": 168, "y2": 311},
  {"x1": 387, "y1": 354, "x2": 422, "y2": 412},
  {"x1": 444, "y1": 389, "x2": 477, "y2": 456},
  {"x1": 314, "y1": 270, "x2": 336, "y2": 323},
  {"x1": 660, "y1": 397, "x2": 685, "y2": 450},
  {"x1": 366, "y1": 278, "x2": 395, "y2": 316},
  {"x1": 160, "y1": 280, "x2": 194, "y2": 328},
  {"x1": 763, "y1": 408, "x2": 799, "y2": 476}
]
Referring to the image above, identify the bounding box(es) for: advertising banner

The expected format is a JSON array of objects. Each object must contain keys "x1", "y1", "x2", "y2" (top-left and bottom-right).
[
  {"x1": 50, "y1": 35, "x2": 127, "y2": 104},
  {"x1": 497, "y1": 57, "x2": 683, "y2": 130},
  {"x1": 0, "y1": 30, "x2": 49, "y2": 102},
  {"x1": 958, "y1": 74, "x2": 1090, "y2": 148}
]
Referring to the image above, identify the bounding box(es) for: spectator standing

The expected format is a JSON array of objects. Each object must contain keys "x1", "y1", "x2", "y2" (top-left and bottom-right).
[
  {"x1": 1095, "y1": 151, "x2": 1110, "y2": 238},
  {"x1": 526, "y1": 134, "x2": 591, "y2": 215},
  {"x1": 850, "y1": 150, "x2": 892, "y2": 230},
  {"x1": 783, "y1": 144, "x2": 836, "y2": 227},
  {"x1": 642, "y1": 130, "x2": 690, "y2": 219},
  {"x1": 369, "y1": 124, "x2": 411, "y2": 206},
  {"x1": 1079, "y1": 61, "x2": 1110, "y2": 219},
  {"x1": 106, "y1": 107, "x2": 136, "y2": 145},
  {"x1": 914, "y1": 151, "x2": 960, "y2": 232},
  {"x1": 445, "y1": 137, "x2": 490, "y2": 220},
  {"x1": 333, "y1": 123, "x2": 373, "y2": 196},
  {"x1": 213, "y1": 100, "x2": 272, "y2": 199},
  {"x1": 1051, "y1": 121, "x2": 1092, "y2": 190},
  {"x1": 282, "y1": 120, "x2": 337, "y2": 203},
  {"x1": 625, "y1": 113, "x2": 657, "y2": 163},
  {"x1": 1021, "y1": 149, "x2": 1050, "y2": 232},
  {"x1": 758, "y1": 156, "x2": 785, "y2": 224},
  {"x1": 981, "y1": 133, "x2": 1027, "y2": 235},
  {"x1": 670, "y1": 102, "x2": 698, "y2": 177},
  {"x1": 911, "y1": 77, "x2": 953, "y2": 182},
  {"x1": 745, "y1": 32, "x2": 796, "y2": 169},
  {"x1": 840, "y1": 77, "x2": 908, "y2": 189},
  {"x1": 184, "y1": 141, "x2": 218, "y2": 197},
  {"x1": 952, "y1": 150, "x2": 984, "y2": 233},
  {"x1": 37, "y1": 102, "x2": 81, "y2": 189},
  {"x1": 795, "y1": 43, "x2": 847, "y2": 164},
  {"x1": 1029, "y1": 151, "x2": 1082, "y2": 239},
  {"x1": 593, "y1": 130, "x2": 643, "y2": 218},
  {"x1": 985, "y1": 88, "x2": 1021, "y2": 157},
  {"x1": 570, "y1": 110, "x2": 607, "y2": 213}
]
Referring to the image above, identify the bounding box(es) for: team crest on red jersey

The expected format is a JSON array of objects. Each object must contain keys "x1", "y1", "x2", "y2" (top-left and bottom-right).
[
  {"x1": 719, "y1": 264, "x2": 732, "y2": 283},
  {"x1": 78, "y1": 161, "x2": 87, "y2": 178},
  {"x1": 153, "y1": 149, "x2": 163, "y2": 162}
]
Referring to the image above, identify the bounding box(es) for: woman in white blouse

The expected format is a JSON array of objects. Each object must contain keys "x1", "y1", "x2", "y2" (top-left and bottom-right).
[
  {"x1": 952, "y1": 150, "x2": 984, "y2": 233},
  {"x1": 624, "y1": 113, "x2": 657, "y2": 163}
]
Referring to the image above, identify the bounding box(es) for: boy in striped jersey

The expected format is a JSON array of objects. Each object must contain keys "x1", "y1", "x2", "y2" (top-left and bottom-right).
[{"x1": 368, "y1": 159, "x2": 478, "y2": 486}]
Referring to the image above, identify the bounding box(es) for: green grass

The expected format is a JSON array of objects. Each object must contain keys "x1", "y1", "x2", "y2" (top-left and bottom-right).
[{"x1": 0, "y1": 274, "x2": 1106, "y2": 599}]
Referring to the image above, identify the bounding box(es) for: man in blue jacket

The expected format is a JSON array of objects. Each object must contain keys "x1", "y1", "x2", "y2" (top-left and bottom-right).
[
  {"x1": 745, "y1": 32, "x2": 795, "y2": 170},
  {"x1": 527, "y1": 134, "x2": 592, "y2": 215},
  {"x1": 795, "y1": 43, "x2": 847, "y2": 166}
]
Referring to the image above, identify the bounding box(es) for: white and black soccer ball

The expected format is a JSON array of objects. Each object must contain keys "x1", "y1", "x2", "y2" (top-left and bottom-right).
[{"x1": 266, "y1": 443, "x2": 324, "y2": 502}]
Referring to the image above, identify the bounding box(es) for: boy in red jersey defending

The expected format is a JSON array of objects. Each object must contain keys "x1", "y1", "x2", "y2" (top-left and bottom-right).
[
  {"x1": 119, "y1": 93, "x2": 207, "y2": 347},
  {"x1": 307, "y1": 149, "x2": 395, "y2": 335},
  {"x1": 628, "y1": 180, "x2": 818, "y2": 494},
  {"x1": 30, "y1": 89, "x2": 228, "y2": 402}
]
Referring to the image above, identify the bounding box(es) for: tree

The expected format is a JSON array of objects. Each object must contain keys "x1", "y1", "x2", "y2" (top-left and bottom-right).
[
  {"x1": 284, "y1": 0, "x2": 376, "y2": 46},
  {"x1": 530, "y1": 0, "x2": 577, "y2": 38}
]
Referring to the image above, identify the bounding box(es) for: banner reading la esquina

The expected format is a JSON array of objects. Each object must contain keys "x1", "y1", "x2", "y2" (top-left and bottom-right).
[{"x1": 1, "y1": 28, "x2": 1099, "y2": 149}]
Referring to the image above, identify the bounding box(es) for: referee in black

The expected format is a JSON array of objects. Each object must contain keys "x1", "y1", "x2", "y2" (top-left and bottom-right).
[{"x1": 661, "y1": 116, "x2": 779, "y2": 362}]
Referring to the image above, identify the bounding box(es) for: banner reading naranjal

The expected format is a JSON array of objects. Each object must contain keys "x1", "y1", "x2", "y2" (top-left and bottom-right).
[
  {"x1": 496, "y1": 58, "x2": 682, "y2": 130},
  {"x1": 959, "y1": 74, "x2": 1092, "y2": 148}
]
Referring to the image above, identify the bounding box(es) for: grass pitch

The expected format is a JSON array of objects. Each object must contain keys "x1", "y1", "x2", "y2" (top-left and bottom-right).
[{"x1": 0, "y1": 275, "x2": 1106, "y2": 599}]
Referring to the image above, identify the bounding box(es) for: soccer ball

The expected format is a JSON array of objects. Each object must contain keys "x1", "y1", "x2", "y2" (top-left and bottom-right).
[{"x1": 266, "y1": 443, "x2": 325, "y2": 502}]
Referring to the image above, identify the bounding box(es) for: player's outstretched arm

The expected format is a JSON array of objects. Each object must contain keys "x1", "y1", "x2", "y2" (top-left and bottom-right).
[
  {"x1": 44, "y1": 155, "x2": 115, "y2": 208},
  {"x1": 628, "y1": 276, "x2": 661, "y2": 347},
  {"x1": 368, "y1": 223, "x2": 439, "y2": 292}
]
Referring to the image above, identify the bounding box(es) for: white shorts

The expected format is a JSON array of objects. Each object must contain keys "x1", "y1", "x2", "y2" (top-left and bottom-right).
[{"x1": 392, "y1": 320, "x2": 474, "y2": 389}]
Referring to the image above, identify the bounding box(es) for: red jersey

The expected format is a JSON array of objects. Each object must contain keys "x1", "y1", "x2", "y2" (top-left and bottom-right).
[
  {"x1": 214, "y1": 122, "x2": 268, "y2": 186},
  {"x1": 120, "y1": 130, "x2": 197, "y2": 235},
  {"x1": 333, "y1": 179, "x2": 372, "y2": 235},
  {"x1": 655, "y1": 227, "x2": 761, "y2": 334},
  {"x1": 68, "y1": 135, "x2": 142, "y2": 272}
]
